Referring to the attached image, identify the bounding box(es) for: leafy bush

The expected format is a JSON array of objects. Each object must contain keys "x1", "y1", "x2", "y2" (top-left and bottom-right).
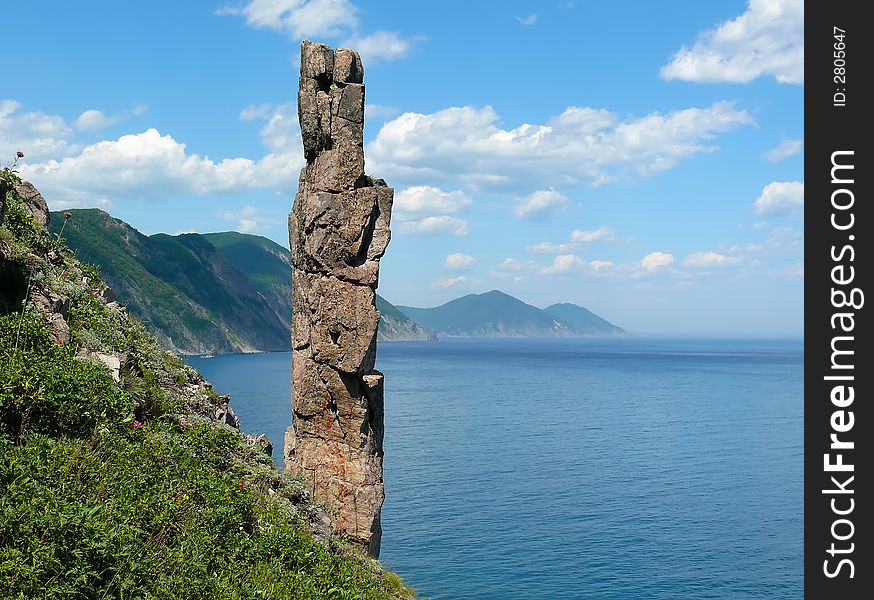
[{"x1": 0, "y1": 311, "x2": 128, "y2": 441}]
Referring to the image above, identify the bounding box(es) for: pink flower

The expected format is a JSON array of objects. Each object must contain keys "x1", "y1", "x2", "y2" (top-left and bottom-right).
[
  {"x1": 133, "y1": 420, "x2": 142, "y2": 428},
  {"x1": 16, "y1": 151, "x2": 24, "y2": 158},
  {"x1": 61, "y1": 270, "x2": 68, "y2": 278},
  {"x1": 240, "y1": 481, "x2": 247, "y2": 488},
  {"x1": 91, "y1": 290, "x2": 99, "y2": 296}
]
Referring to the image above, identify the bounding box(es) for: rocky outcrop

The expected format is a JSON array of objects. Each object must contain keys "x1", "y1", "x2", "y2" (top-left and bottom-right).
[
  {"x1": 285, "y1": 40, "x2": 392, "y2": 558},
  {"x1": 12, "y1": 180, "x2": 50, "y2": 226}
]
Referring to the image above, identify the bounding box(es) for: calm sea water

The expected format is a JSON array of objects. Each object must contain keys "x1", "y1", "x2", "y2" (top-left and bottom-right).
[{"x1": 189, "y1": 337, "x2": 803, "y2": 599}]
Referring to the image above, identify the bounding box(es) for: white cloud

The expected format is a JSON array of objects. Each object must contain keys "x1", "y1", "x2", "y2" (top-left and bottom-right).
[
  {"x1": 0, "y1": 99, "x2": 75, "y2": 160},
  {"x1": 342, "y1": 31, "x2": 416, "y2": 63},
  {"x1": 217, "y1": 0, "x2": 358, "y2": 38},
  {"x1": 753, "y1": 181, "x2": 803, "y2": 215},
  {"x1": 541, "y1": 254, "x2": 586, "y2": 275},
  {"x1": 239, "y1": 103, "x2": 275, "y2": 121},
  {"x1": 74, "y1": 109, "x2": 122, "y2": 132},
  {"x1": 497, "y1": 257, "x2": 532, "y2": 272},
  {"x1": 50, "y1": 196, "x2": 113, "y2": 211},
  {"x1": 219, "y1": 1, "x2": 416, "y2": 63},
  {"x1": 513, "y1": 189, "x2": 568, "y2": 220},
  {"x1": 641, "y1": 251, "x2": 675, "y2": 271},
  {"x1": 589, "y1": 259, "x2": 614, "y2": 274},
  {"x1": 393, "y1": 187, "x2": 471, "y2": 237},
  {"x1": 395, "y1": 215, "x2": 469, "y2": 236},
  {"x1": 238, "y1": 102, "x2": 301, "y2": 153},
  {"x1": 571, "y1": 226, "x2": 614, "y2": 243},
  {"x1": 528, "y1": 226, "x2": 615, "y2": 254},
  {"x1": 20, "y1": 128, "x2": 303, "y2": 204},
  {"x1": 366, "y1": 104, "x2": 400, "y2": 120},
  {"x1": 367, "y1": 102, "x2": 753, "y2": 191},
  {"x1": 528, "y1": 241, "x2": 577, "y2": 254},
  {"x1": 395, "y1": 186, "x2": 471, "y2": 216},
  {"x1": 431, "y1": 275, "x2": 471, "y2": 288},
  {"x1": 661, "y1": 0, "x2": 803, "y2": 84},
  {"x1": 764, "y1": 138, "x2": 802, "y2": 162},
  {"x1": 444, "y1": 253, "x2": 476, "y2": 271},
  {"x1": 221, "y1": 204, "x2": 272, "y2": 233},
  {"x1": 516, "y1": 14, "x2": 538, "y2": 26},
  {"x1": 683, "y1": 251, "x2": 736, "y2": 269}
]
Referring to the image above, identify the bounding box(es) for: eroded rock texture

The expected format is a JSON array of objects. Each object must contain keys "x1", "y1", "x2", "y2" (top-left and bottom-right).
[{"x1": 286, "y1": 40, "x2": 392, "y2": 557}]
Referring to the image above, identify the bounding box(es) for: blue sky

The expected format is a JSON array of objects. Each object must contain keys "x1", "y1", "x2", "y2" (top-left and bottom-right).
[{"x1": 5, "y1": 0, "x2": 803, "y2": 336}]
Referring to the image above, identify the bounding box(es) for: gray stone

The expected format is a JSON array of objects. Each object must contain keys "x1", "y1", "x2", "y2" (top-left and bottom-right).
[
  {"x1": 334, "y1": 48, "x2": 363, "y2": 84},
  {"x1": 12, "y1": 180, "x2": 50, "y2": 226},
  {"x1": 288, "y1": 40, "x2": 393, "y2": 558}
]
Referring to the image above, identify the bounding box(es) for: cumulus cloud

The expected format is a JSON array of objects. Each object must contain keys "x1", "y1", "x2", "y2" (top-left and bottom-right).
[
  {"x1": 392, "y1": 186, "x2": 471, "y2": 236},
  {"x1": 641, "y1": 251, "x2": 675, "y2": 272},
  {"x1": 74, "y1": 109, "x2": 122, "y2": 132},
  {"x1": 217, "y1": 0, "x2": 358, "y2": 38},
  {"x1": 661, "y1": 0, "x2": 803, "y2": 84},
  {"x1": 516, "y1": 14, "x2": 538, "y2": 26},
  {"x1": 589, "y1": 259, "x2": 614, "y2": 274},
  {"x1": 541, "y1": 254, "x2": 586, "y2": 275},
  {"x1": 571, "y1": 226, "x2": 615, "y2": 243},
  {"x1": 395, "y1": 186, "x2": 471, "y2": 216},
  {"x1": 683, "y1": 251, "x2": 738, "y2": 269},
  {"x1": 431, "y1": 275, "x2": 471, "y2": 288},
  {"x1": 342, "y1": 31, "x2": 416, "y2": 63},
  {"x1": 764, "y1": 138, "x2": 802, "y2": 162},
  {"x1": 367, "y1": 102, "x2": 753, "y2": 191},
  {"x1": 20, "y1": 128, "x2": 303, "y2": 204},
  {"x1": 513, "y1": 189, "x2": 568, "y2": 220},
  {"x1": 395, "y1": 216, "x2": 469, "y2": 236},
  {"x1": 0, "y1": 99, "x2": 75, "y2": 160},
  {"x1": 528, "y1": 226, "x2": 615, "y2": 254},
  {"x1": 219, "y1": 0, "x2": 417, "y2": 62},
  {"x1": 753, "y1": 181, "x2": 803, "y2": 215},
  {"x1": 444, "y1": 253, "x2": 476, "y2": 271}
]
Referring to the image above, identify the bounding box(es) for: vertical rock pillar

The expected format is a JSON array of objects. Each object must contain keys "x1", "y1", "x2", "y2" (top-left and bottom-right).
[{"x1": 286, "y1": 40, "x2": 392, "y2": 557}]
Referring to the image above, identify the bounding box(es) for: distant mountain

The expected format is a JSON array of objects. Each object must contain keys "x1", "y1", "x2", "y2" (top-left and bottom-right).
[
  {"x1": 49, "y1": 210, "x2": 427, "y2": 354},
  {"x1": 376, "y1": 295, "x2": 429, "y2": 341},
  {"x1": 543, "y1": 303, "x2": 624, "y2": 334},
  {"x1": 398, "y1": 290, "x2": 622, "y2": 337}
]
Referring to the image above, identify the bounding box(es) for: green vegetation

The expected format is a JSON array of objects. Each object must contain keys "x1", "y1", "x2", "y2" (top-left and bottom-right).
[
  {"x1": 203, "y1": 232, "x2": 291, "y2": 289},
  {"x1": 49, "y1": 211, "x2": 427, "y2": 354},
  {"x1": 1, "y1": 172, "x2": 412, "y2": 599}
]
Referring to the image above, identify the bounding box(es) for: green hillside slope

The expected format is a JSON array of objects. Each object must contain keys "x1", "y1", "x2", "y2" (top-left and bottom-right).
[
  {"x1": 49, "y1": 211, "x2": 426, "y2": 354},
  {"x1": 1, "y1": 174, "x2": 413, "y2": 598}
]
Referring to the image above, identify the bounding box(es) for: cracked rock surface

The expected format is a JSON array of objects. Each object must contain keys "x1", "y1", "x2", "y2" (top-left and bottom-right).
[{"x1": 285, "y1": 40, "x2": 392, "y2": 558}]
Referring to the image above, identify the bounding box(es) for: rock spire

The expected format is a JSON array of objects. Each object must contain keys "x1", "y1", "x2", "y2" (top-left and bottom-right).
[{"x1": 285, "y1": 40, "x2": 392, "y2": 557}]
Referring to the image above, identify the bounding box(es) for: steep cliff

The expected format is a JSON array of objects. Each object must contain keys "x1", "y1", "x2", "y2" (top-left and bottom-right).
[
  {"x1": 49, "y1": 210, "x2": 426, "y2": 354},
  {"x1": 0, "y1": 173, "x2": 412, "y2": 598},
  {"x1": 286, "y1": 41, "x2": 390, "y2": 557}
]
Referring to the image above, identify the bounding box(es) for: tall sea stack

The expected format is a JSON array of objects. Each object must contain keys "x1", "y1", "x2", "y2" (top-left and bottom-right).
[{"x1": 286, "y1": 41, "x2": 392, "y2": 557}]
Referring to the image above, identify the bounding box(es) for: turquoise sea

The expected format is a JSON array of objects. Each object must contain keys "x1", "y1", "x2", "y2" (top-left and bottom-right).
[{"x1": 190, "y1": 337, "x2": 803, "y2": 599}]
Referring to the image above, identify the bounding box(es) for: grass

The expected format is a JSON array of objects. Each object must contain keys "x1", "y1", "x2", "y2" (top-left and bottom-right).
[{"x1": 1, "y1": 169, "x2": 413, "y2": 599}]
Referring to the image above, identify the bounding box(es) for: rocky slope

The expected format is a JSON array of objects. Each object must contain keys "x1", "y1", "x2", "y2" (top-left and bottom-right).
[
  {"x1": 49, "y1": 209, "x2": 427, "y2": 355},
  {"x1": 0, "y1": 174, "x2": 412, "y2": 598}
]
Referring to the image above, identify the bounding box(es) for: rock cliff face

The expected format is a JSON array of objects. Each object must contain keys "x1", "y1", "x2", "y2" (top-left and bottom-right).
[{"x1": 285, "y1": 41, "x2": 392, "y2": 557}]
